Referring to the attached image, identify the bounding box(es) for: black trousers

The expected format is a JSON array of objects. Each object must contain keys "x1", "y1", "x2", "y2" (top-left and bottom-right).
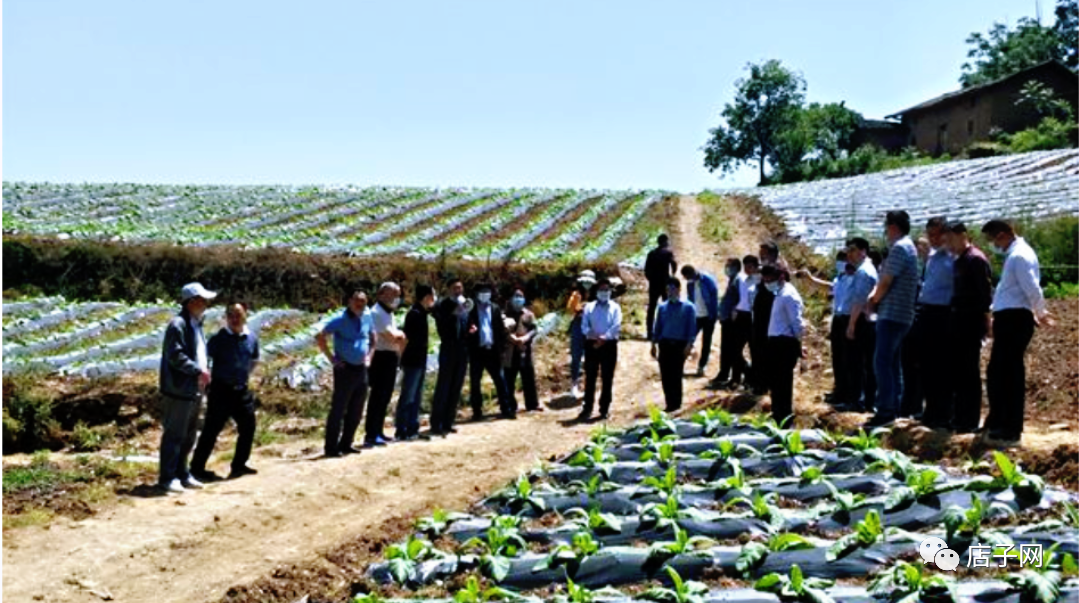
[
  {"x1": 366, "y1": 351, "x2": 399, "y2": 442},
  {"x1": 646, "y1": 285, "x2": 667, "y2": 340},
  {"x1": 695, "y1": 317, "x2": 716, "y2": 371},
  {"x1": 324, "y1": 362, "x2": 368, "y2": 454},
  {"x1": 469, "y1": 347, "x2": 513, "y2": 418},
  {"x1": 915, "y1": 306, "x2": 956, "y2": 425},
  {"x1": 191, "y1": 383, "x2": 256, "y2": 474},
  {"x1": 900, "y1": 309, "x2": 925, "y2": 417},
  {"x1": 845, "y1": 315, "x2": 877, "y2": 410},
  {"x1": 750, "y1": 326, "x2": 770, "y2": 391},
  {"x1": 716, "y1": 312, "x2": 751, "y2": 384},
  {"x1": 947, "y1": 309, "x2": 988, "y2": 431},
  {"x1": 829, "y1": 315, "x2": 850, "y2": 402},
  {"x1": 431, "y1": 343, "x2": 468, "y2": 433},
  {"x1": 658, "y1": 340, "x2": 689, "y2": 411},
  {"x1": 768, "y1": 336, "x2": 801, "y2": 425},
  {"x1": 505, "y1": 352, "x2": 539, "y2": 411},
  {"x1": 985, "y1": 309, "x2": 1035, "y2": 438},
  {"x1": 582, "y1": 341, "x2": 618, "y2": 416}
]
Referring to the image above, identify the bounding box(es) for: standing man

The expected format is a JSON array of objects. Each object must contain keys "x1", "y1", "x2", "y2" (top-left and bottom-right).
[
  {"x1": 907, "y1": 217, "x2": 955, "y2": 421},
  {"x1": 578, "y1": 278, "x2": 622, "y2": 422},
  {"x1": 710, "y1": 255, "x2": 758, "y2": 390},
  {"x1": 843, "y1": 238, "x2": 878, "y2": 413},
  {"x1": 865, "y1": 211, "x2": 920, "y2": 428},
  {"x1": 317, "y1": 290, "x2": 376, "y2": 457},
  {"x1": 468, "y1": 283, "x2": 514, "y2": 420},
  {"x1": 367, "y1": 282, "x2": 407, "y2": 447},
  {"x1": 750, "y1": 241, "x2": 781, "y2": 394},
  {"x1": 713, "y1": 258, "x2": 743, "y2": 388},
  {"x1": 191, "y1": 302, "x2": 259, "y2": 481},
  {"x1": 796, "y1": 250, "x2": 853, "y2": 405},
  {"x1": 504, "y1": 286, "x2": 541, "y2": 413},
  {"x1": 761, "y1": 264, "x2": 805, "y2": 426},
  {"x1": 158, "y1": 282, "x2": 216, "y2": 494},
  {"x1": 681, "y1": 265, "x2": 719, "y2": 377},
  {"x1": 651, "y1": 277, "x2": 698, "y2": 412},
  {"x1": 644, "y1": 234, "x2": 677, "y2": 341},
  {"x1": 981, "y1": 219, "x2": 1051, "y2": 446},
  {"x1": 932, "y1": 221, "x2": 993, "y2": 432},
  {"x1": 431, "y1": 279, "x2": 469, "y2": 437},
  {"x1": 395, "y1": 284, "x2": 435, "y2": 441}
]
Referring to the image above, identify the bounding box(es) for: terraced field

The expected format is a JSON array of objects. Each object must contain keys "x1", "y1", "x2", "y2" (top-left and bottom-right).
[
  {"x1": 727, "y1": 149, "x2": 1079, "y2": 253},
  {"x1": 2, "y1": 183, "x2": 670, "y2": 265}
]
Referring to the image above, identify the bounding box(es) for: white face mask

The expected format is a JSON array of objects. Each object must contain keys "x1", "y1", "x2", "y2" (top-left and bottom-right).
[
  {"x1": 477, "y1": 292, "x2": 491, "y2": 304},
  {"x1": 456, "y1": 294, "x2": 466, "y2": 305},
  {"x1": 596, "y1": 290, "x2": 611, "y2": 303},
  {"x1": 836, "y1": 262, "x2": 846, "y2": 275},
  {"x1": 766, "y1": 281, "x2": 781, "y2": 294},
  {"x1": 749, "y1": 274, "x2": 762, "y2": 285}
]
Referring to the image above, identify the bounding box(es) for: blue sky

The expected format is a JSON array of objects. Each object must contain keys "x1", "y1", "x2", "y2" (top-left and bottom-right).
[{"x1": 3, "y1": 0, "x2": 1044, "y2": 191}]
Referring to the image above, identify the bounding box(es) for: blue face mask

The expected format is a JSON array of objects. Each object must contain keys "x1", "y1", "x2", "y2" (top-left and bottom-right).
[
  {"x1": 512, "y1": 296, "x2": 525, "y2": 308},
  {"x1": 836, "y1": 262, "x2": 846, "y2": 275}
]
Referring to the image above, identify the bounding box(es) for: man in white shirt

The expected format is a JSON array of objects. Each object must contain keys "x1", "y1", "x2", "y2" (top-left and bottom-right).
[
  {"x1": 578, "y1": 278, "x2": 622, "y2": 422},
  {"x1": 366, "y1": 282, "x2": 408, "y2": 447},
  {"x1": 980, "y1": 220, "x2": 1053, "y2": 447},
  {"x1": 709, "y1": 255, "x2": 759, "y2": 391},
  {"x1": 761, "y1": 264, "x2": 805, "y2": 426}
]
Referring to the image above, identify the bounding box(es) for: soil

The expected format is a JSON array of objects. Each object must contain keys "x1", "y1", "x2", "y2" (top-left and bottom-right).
[{"x1": 3, "y1": 194, "x2": 1076, "y2": 603}]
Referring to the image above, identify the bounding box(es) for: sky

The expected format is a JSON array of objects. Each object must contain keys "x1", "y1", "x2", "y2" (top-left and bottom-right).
[{"x1": 2, "y1": 0, "x2": 1048, "y2": 192}]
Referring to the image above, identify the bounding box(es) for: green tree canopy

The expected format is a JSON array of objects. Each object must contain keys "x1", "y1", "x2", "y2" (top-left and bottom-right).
[
  {"x1": 960, "y1": 0, "x2": 1078, "y2": 88},
  {"x1": 702, "y1": 60, "x2": 806, "y2": 185}
]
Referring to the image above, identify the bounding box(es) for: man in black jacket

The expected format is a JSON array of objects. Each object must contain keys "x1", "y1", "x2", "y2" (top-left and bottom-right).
[
  {"x1": 431, "y1": 279, "x2": 469, "y2": 436},
  {"x1": 467, "y1": 283, "x2": 513, "y2": 420},
  {"x1": 191, "y1": 302, "x2": 259, "y2": 482},
  {"x1": 644, "y1": 234, "x2": 677, "y2": 341},
  {"x1": 157, "y1": 282, "x2": 216, "y2": 494},
  {"x1": 394, "y1": 284, "x2": 436, "y2": 441},
  {"x1": 750, "y1": 241, "x2": 780, "y2": 394}
]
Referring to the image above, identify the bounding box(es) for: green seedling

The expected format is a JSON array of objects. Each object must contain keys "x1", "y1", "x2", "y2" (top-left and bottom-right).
[
  {"x1": 823, "y1": 480, "x2": 866, "y2": 524},
  {"x1": 452, "y1": 575, "x2": 522, "y2": 603},
  {"x1": 736, "y1": 533, "x2": 817, "y2": 577},
  {"x1": 640, "y1": 438, "x2": 682, "y2": 467},
  {"x1": 700, "y1": 438, "x2": 759, "y2": 462},
  {"x1": 966, "y1": 451, "x2": 1045, "y2": 502},
  {"x1": 645, "y1": 523, "x2": 716, "y2": 570},
  {"x1": 826, "y1": 509, "x2": 892, "y2": 561},
  {"x1": 838, "y1": 428, "x2": 885, "y2": 452},
  {"x1": 567, "y1": 443, "x2": 616, "y2": 479},
  {"x1": 566, "y1": 474, "x2": 620, "y2": 498},
  {"x1": 460, "y1": 517, "x2": 528, "y2": 583},
  {"x1": 869, "y1": 561, "x2": 958, "y2": 603},
  {"x1": 942, "y1": 493, "x2": 1016, "y2": 547},
  {"x1": 691, "y1": 408, "x2": 736, "y2": 436},
  {"x1": 554, "y1": 578, "x2": 623, "y2": 603},
  {"x1": 644, "y1": 406, "x2": 678, "y2": 439},
  {"x1": 489, "y1": 476, "x2": 547, "y2": 515},
  {"x1": 416, "y1": 507, "x2": 472, "y2": 537},
  {"x1": 755, "y1": 564, "x2": 836, "y2": 603},
  {"x1": 565, "y1": 506, "x2": 623, "y2": 536},
  {"x1": 640, "y1": 566, "x2": 709, "y2": 603},
  {"x1": 385, "y1": 535, "x2": 450, "y2": 584},
  {"x1": 640, "y1": 465, "x2": 681, "y2": 496},
  {"x1": 533, "y1": 530, "x2": 601, "y2": 578},
  {"x1": 1004, "y1": 543, "x2": 1074, "y2": 603},
  {"x1": 884, "y1": 468, "x2": 963, "y2": 511},
  {"x1": 727, "y1": 491, "x2": 785, "y2": 531}
]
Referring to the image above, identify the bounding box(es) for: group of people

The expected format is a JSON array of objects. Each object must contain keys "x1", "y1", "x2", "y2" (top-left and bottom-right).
[{"x1": 155, "y1": 214, "x2": 1049, "y2": 493}]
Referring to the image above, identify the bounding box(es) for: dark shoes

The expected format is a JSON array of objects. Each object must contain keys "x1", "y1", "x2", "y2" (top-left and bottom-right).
[
  {"x1": 524, "y1": 406, "x2": 545, "y2": 413},
  {"x1": 863, "y1": 414, "x2": 896, "y2": 429},
  {"x1": 189, "y1": 469, "x2": 222, "y2": 483},
  {"x1": 229, "y1": 466, "x2": 258, "y2": 479}
]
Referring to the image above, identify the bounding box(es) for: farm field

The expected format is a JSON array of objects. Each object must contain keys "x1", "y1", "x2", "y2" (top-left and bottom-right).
[
  {"x1": 2, "y1": 183, "x2": 672, "y2": 266},
  {"x1": 727, "y1": 149, "x2": 1079, "y2": 253}
]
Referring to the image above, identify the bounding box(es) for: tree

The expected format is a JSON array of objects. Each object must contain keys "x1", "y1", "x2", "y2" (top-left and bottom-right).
[
  {"x1": 960, "y1": 0, "x2": 1078, "y2": 88},
  {"x1": 772, "y1": 102, "x2": 863, "y2": 182},
  {"x1": 703, "y1": 60, "x2": 806, "y2": 185}
]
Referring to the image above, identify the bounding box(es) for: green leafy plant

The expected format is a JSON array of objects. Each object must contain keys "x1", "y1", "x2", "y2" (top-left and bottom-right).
[
  {"x1": 640, "y1": 465, "x2": 681, "y2": 497},
  {"x1": 746, "y1": 414, "x2": 782, "y2": 437},
  {"x1": 823, "y1": 480, "x2": 866, "y2": 524},
  {"x1": 826, "y1": 509, "x2": 887, "y2": 561},
  {"x1": 709, "y1": 457, "x2": 755, "y2": 499},
  {"x1": 884, "y1": 468, "x2": 962, "y2": 511},
  {"x1": 565, "y1": 506, "x2": 623, "y2": 536},
  {"x1": 838, "y1": 428, "x2": 884, "y2": 452},
  {"x1": 352, "y1": 592, "x2": 389, "y2": 603},
  {"x1": 691, "y1": 408, "x2": 736, "y2": 436},
  {"x1": 640, "y1": 437, "x2": 682, "y2": 467},
  {"x1": 736, "y1": 533, "x2": 817, "y2": 577},
  {"x1": 755, "y1": 564, "x2": 835, "y2": 603},
  {"x1": 765, "y1": 430, "x2": 821, "y2": 458},
  {"x1": 452, "y1": 575, "x2": 522, "y2": 603},
  {"x1": 700, "y1": 437, "x2": 759, "y2": 462},
  {"x1": 566, "y1": 474, "x2": 620, "y2": 498},
  {"x1": 416, "y1": 508, "x2": 471, "y2": 537},
  {"x1": 638, "y1": 491, "x2": 710, "y2": 532},
  {"x1": 865, "y1": 449, "x2": 917, "y2": 481},
  {"x1": 869, "y1": 561, "x2": 958, "y2": 603},
  {"x1": 459, "y1": 516, "x2": 529, "y2": 583},
  {"x1": 1003, "y1": 543, "x2": 1073, "y2": 603},
  {"x1": 967, "y1": 451, "x2": 1045, "y2": 502},
  {"x1": 554, "y1": 578, "x2": 622, "y2": 603},
  {"x1": 489, "y1": 476, "x2": 547, "y2": 515},
  {"x1": 942, "y1": 493, "x2": 1015, "y2": 547},
  {"x1": 798, "y1": 465, "x2": 827, "y2": 486},
  {"x1": 385, "y1": 535, "x2": 450, "y2": 584},
  {"x1": 533, "y1": 530, "x2": 601, "y2": 578},
  {"x1": 727, "y1": 491, "x2": 786, "y2": 531},
  {"x1": 645, "y1": 524, "x2": 716, "y2": 570},
  {"x1": 640, "y1": 566, "x2": 709, "y2": 603},
  {"x1": 643, "y1": 406, "x2": 678, "y2": 439},
  {"x1": 567, "y1": 443, "x2": 616, "y2": 479}
]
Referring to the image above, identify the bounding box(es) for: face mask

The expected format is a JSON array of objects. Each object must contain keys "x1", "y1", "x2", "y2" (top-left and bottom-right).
[
  {"x1": 749, "y1": 274, "x2": 762, "y2": 285},
  {"x1": 836, "y1": 262, "x2": 846, "y2": 275},
  {"x1": 477, "y1": 292, "x2": 491, "y2": 304},
  {"x1": 388, "y1": 298, "x2": 400, "y2": 310},
  {"x1": 456, "y1": 294, "x2": 466, "y2": 305},
  {"x1": 992, "y1": 244, "x2": 1007, "y2": 256},
  {"x1": 596, "y1": 290, "x2": 611, "y2": 303},
  {"x1": 668, "y1": 289, "x2": 680, "y2": 300},
  {"x1": 726, "y1": 267, "x2": 738, "y2": 277},
  {"x1": 766, "y1": 281, "x2": 781, "y2": 294},
  {"x1": 512, "y1": 296, "x2": 525, "y2": 308}
]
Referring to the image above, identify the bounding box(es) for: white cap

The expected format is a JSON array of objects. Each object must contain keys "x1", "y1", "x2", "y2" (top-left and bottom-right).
[
  {"x1": 608, "y1": 276, "x2": 624, "y2": 288},
  {"x1": 181, "y1": 282, "x2": 217, "y2": 303},
  {"x1": 577, "y1": 269, "x2": 597, "y2": 284}
]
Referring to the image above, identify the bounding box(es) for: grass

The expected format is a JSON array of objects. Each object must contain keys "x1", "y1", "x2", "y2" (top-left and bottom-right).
[
  {"x1": 3, "y1": 508, "x2": 55, "y2": 529},
  {"x1": 1044, "y1": 282, "x2": 1079, "y2": 299},
  {"x1": 697, "y1": 191, "x2": 733, "y2": 245}
]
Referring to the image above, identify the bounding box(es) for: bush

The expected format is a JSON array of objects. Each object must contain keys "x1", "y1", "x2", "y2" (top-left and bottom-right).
[
  {"x1": 965, "y1": 141, "x2": 1011, "y2": 158},
  {"x1": 1018, "y1": 215, "x2": 1079, "y2": 285},
  {"x1": 1004, "y1": 117, "x2": 1078, "y2": 153},
  {"x1": 3, "y1": 385, "x2": 63, "y2": 453}
]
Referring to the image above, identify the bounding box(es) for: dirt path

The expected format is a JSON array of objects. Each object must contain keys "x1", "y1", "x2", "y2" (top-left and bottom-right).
[{"x1": 3, "y1": 306, "x2": 673, "y2": 602}]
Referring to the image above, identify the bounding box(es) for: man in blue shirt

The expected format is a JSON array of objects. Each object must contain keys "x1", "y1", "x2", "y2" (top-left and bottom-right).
[
  {"x1": 578, "y1": 278, "x2": 622, "y2": 422},
  {"x1": 191, "y1": 302, "x2": 260, "y2": 481},
  {"x1": 866, "y1": 210, "x2": 920, "y2": 428},
  {"x1": 652, "y1": 277, "x2": 698, "y2": 412},
  {"x1": 713, "y1": 258, "x2": 744, "y2": 388},
  {"x1": 842, "y1": 238, "x2": 878, "y2": 414},
  {"x1": 762, "y1": 264, "x2": 805, "y2": 426},
  {"x1": 317, "y1": 290, "x2": 376, "y2": 457},
  {"x1": 796, "y1": 250, "x2": 853, "y2": 406},
  {"x1": 680, "y1": 265, "x2": 719, "y2": 377},
  {"x1": 903, "y1": 217, "x2": 955, "y2": 421}
]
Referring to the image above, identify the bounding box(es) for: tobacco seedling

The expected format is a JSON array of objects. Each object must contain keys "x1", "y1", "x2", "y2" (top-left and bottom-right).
[
  {"x1": 838, "y1": 428, "x2": 884, "y2": 452},
  {"x1": 691, "y1": 408, "x2": 736, "y2": 436},
  {"x1": 868, "y1": 561, "x2": 958, "y2": 603},
  {"x1": 490, "y1": 476, "x2": 547, "y2": 515},
  {"x1": 640, "y1": 465, "x2": 681, "y2": 496},
  {"x1": 942, "y1": 493, "x2": 1015, "y2": 547},
  {"x1": 884, "y1": 468, "x2": 963, "y2": 511},
  {"x1": 638, "y1": 491, "x2": 710, "y2": 532},
  {"x1": 1003, "y1": 543, "x2": 1075, "y2": 603},
  {"x1": 640, "y1": 438, "x2": 682, "y2": 467},
  {"x1": 645, "y1": 523, "x2": 716, "y2": 570},
  {"x1": 700, "y1": 437, "x2": 759, "y2": 462},
  {"x1": 736, "y1": 533, "x2": 817, "y2": 577},
  {"x1": 533, "y1": 530, "x2": 602, "y2": 578},
  {"x1": 460, "y1": 517, "x2": 529, "y2": 583},
  {"x1": 385, "y1": 535, "x2": 451, "y2": 585},
  {"x1": 566, "y1": 474, "x2": 620, "y2": 498},
  {"x1": 640, "y1": 566, "x2": 709, "y2": 603},
  {"x1": 565, "y1": 506, "x2": 623, "y2": 536},
  {"x1": 754, "y1": 564, "x2": 835, "y2": 603},
  {"x1": 555, "y1": 578, "x2": 623, "y2": 603},
  {"x1": 568, "y1": 443, "x2": 617, "y2": 479},
  {"x1": 966, "y1": 451, "x2": 1045, "y2": 503},
  {"x1": 452, "y1": 575, "x2": 522, "y2": 603},
  {"x1": 416, "y1": 507, "x2": 472, "y2": 537},
  {"x1": 823, "y1": 480, "x2": 866, "y2": 524},
  {"x1": 826, "y1": 509, "x2": 888, "y2": 561},
  {"x1": 644, "y1": 405, "x2": 679, "y2": 439},
  {"x1": 727, "y1": 491, "x2": 786, "y2": 531}
]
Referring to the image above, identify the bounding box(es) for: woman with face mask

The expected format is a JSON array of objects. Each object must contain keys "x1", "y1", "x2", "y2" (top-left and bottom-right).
[{"x1": 503, "y1": 286, "x2": 541, "y2": 414}]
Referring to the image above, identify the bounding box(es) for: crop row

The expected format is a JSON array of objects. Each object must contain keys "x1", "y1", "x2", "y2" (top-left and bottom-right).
[
  {"x1": 723, "y1": 149, "x2": 1079, "y2": 253},
  {"x1": 360, "y1": 408, "x2": 1078, "y2": 603}
]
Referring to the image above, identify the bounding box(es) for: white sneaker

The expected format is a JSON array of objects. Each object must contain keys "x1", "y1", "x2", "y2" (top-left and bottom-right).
[
  {"x1": 181, "y1": 476, "x2": 204, "y2": 490},
  {"x1": 571, "y1": 384, "x2": 582, "y2": 399},
  {"x1": 160, "y1": 479, "x2": 186, "y2": 494}
]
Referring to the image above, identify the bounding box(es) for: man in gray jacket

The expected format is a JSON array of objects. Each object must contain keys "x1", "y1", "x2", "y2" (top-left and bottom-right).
[{"x1": 158, "y1": 283, "x2": 216, "y2": 494}]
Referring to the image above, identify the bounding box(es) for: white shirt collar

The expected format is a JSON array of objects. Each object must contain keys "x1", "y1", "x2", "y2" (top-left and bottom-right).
[{"x1": 226, "y1": 325, "x2": 250, "y2": 336}]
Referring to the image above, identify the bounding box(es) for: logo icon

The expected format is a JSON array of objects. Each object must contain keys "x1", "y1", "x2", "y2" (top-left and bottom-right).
[
  {"x1": 919, "y1": 537, "x2": 948, "y2": 564},
  {"x1": 934, "y1": 548, "x2": 960, "y2": 571}
]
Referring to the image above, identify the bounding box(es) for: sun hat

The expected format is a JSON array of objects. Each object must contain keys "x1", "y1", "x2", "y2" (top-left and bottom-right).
[{"x1": 180, "y1": 282, "x2": 217, "y2": 303}]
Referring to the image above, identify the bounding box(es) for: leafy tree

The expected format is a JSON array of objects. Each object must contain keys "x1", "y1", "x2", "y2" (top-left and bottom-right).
[
  {"x1": 703, "y1": 60, "x2": 806, "y2": 184},
  {"x1": 773, "y1": 102, "x2": 863, "y2": 183},
  {"x1": 960, "y1": 0, "x2": 1078, "y2": 87}
]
